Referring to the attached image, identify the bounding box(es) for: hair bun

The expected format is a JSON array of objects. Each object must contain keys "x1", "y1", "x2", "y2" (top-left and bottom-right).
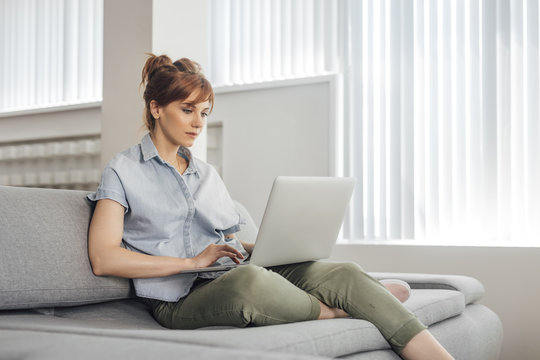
[
  {"x1": 141, "y1": 53, "x2": 174, "y2": 86},
  {"x1": 173, "y1": 58, "x2": 202, "y2": 74}
]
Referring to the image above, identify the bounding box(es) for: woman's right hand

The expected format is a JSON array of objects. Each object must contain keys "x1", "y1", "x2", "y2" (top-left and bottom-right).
[{"x1": 190, "y1": 244, "x2": 244, "y2": 269}]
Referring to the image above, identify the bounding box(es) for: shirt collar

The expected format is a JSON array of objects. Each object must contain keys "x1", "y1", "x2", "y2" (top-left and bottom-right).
[
  {"x1": 141, "y1": 133, "x2": 159, "y2": 162},
  {"x1": 178, "y1": 146, "x2": 199, "y2": 176},
  {"x1": 141, "y1": 133, "x2": 200, "y2": 176}
]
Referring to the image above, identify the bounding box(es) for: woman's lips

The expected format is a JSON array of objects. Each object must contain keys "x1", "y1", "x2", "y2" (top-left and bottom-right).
[{"x1": 186, "y1": 132, "x2": 198, "y2": 139}]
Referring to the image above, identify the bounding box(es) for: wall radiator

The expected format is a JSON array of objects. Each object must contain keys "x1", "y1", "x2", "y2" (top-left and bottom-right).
[{"x1": 0, "y1": 137, "x2": 101, "y2": 191}]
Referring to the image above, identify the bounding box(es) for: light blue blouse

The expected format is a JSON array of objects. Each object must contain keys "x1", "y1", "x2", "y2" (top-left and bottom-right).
[{"x1": 87, "y1": 133, "x2": 247, "y2": 302}]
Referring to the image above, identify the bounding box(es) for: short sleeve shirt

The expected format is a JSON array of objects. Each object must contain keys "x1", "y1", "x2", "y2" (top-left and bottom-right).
[{"x1": 87, "y1": 133, "x2": 247, "y2": 302}]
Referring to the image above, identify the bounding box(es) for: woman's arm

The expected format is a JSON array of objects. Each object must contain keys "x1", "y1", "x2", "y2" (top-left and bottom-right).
[{"x1": 88, "y1": 199, "x2": 244, "y2": 278}]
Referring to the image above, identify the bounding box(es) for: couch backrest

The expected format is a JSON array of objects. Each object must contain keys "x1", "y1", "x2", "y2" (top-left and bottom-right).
[
  {"x1": 233, "y1": 200, "x2": 259, "y2": 244},
  {"x1": 0, "y1": 186, "x2": 260, "y2": 311},
  {"x1": 0, "y1": 186, "x2": 131, "y2": 310}
]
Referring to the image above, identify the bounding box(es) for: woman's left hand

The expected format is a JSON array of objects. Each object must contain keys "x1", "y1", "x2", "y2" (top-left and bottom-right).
[
  {"x1": 224, "y1": 233, "x2": 254, "y2": 255},
  {"x1": 240, "y1": 241, "x2": 254, "y2": 255}
]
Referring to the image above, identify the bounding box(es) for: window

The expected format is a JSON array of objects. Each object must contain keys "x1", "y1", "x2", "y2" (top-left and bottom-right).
[
  {"x1": 0, "y1": 0, "x2": 103, "y2": 114},
  {"x1": 340, "y1": 0, "x2": 540, "y2": 244},
  {"x1": 210, "y1": 0, "x2": 540, "y2": 245},
  {"x1": 208, "y1": 0, "x2": 339, "y2": 86}
]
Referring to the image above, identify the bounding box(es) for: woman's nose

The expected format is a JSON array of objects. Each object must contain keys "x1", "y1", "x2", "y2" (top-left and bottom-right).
[{"x1": 193, "y1": 113, "x2": 205, "y2": 128}]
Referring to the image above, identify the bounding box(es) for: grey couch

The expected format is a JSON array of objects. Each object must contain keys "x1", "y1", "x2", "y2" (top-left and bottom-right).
[{"x1": 0, "y1": 185, "x2": 503, "y2": 359}]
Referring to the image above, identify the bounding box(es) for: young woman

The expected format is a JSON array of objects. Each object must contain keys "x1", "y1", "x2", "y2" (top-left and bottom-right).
[{"x1": 87, "y1": 54, "x2": 454, "y2": 360}]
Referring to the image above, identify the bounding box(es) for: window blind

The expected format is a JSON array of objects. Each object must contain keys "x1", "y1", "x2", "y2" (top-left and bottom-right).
[
  {"x1": 208, "y1": 0, "x2": 339, "y2": 86},
  {"x1": 341, "y1": 0, "x2": 540, "y2": 244},
  {"x1": 0, "y1": 0, "x2": 103, "y2": 113}
]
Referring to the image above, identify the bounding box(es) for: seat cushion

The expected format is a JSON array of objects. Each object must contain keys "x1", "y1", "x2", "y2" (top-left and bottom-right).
[
  {"x1": 405, "y1": 289, "x2": 465, "y2": 326},
  {"x1": 0, "y1": 299, "x2": 163, "y2": 330},
  {"x1": 0, "y1": 186, "x2": 131, "y2": 310},
  {"x1": 0, "y1": 310, "x2": 389, "y2": 358},
  {"x1": 0, "y1": 329, "x2": 324, "y2": 360},
  {"x1": 0, "y1": 287, "x2": 469, "y2": 358}
]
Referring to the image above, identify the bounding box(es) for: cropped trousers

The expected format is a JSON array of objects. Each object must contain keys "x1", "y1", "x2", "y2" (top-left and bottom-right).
[{"x1": 143, "y1": 261, "x2": 426, "y2": 354}]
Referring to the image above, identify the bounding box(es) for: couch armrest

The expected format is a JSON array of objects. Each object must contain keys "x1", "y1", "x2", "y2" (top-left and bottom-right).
[{"x1": 370, "y1": 272, "x2": 485, "y2": 304}]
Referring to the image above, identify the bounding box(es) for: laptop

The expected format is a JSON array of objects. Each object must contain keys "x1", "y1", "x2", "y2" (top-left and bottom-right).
[{"x1": 182, "y1": 176, "x2": 356, "y2": 273}]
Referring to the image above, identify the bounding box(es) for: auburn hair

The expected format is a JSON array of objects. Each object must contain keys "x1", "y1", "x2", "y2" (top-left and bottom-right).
[{"x1": 140, "y1": 53, "x2": 214, "y2": 132}]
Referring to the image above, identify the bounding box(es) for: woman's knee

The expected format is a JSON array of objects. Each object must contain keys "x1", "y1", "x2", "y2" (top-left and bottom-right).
[
  {"x1": 330, "y1": 262, "x2": 380, "y2": 287},
  {"x1": 332, "y1": 261, "x2": 364, "y2": 274},
  {"x1": 228, "y1": 264, "x2": 268, "y2": 286},
  {"x1": 219, "y1": 265, "x2": 319, "y2": 325},
  {"x1": 224, "y1": 265, "x2": 278, "y2": 300},
  {"x1": 311, "y1": 261, "x2": 366, "y2": 280},
  {"x1": 300, "y1": 261, "x2": 377, "y2": 295}
]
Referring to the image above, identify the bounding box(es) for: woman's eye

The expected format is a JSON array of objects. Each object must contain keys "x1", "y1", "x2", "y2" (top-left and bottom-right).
[
  {"x1": 201, "y1": 112, "x2": 209, "y2": 118},
  {"x1": 182, "y1": 108, "x2": 192, "y2": 114}
]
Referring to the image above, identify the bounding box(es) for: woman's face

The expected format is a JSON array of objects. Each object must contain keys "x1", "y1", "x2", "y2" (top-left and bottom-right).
[{"x1": 152, "y1": 92, "x2": 210, "y2": 148}]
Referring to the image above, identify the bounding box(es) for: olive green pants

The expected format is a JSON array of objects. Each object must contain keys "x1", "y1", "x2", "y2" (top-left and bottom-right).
[{"x1": 143, "y1": 261, "x2": 426, "y2": 353}]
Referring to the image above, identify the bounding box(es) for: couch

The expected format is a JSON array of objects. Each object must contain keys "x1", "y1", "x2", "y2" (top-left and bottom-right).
[{"x1": 0, "y1": 185, "x2": 503, "y2": 359}]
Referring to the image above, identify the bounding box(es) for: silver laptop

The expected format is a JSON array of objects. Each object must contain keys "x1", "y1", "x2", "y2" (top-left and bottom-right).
[{"x1": 183, "y1": 176, "x2": 356, "y2": 273}]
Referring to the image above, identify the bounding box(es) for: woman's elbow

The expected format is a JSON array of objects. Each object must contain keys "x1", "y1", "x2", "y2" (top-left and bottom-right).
[
  {"x1": 90, "y1": 258, "x2": 105, "y2": 276},
  {"x1": 88, "y1": 251, "x2": 110, "y2": 276}
]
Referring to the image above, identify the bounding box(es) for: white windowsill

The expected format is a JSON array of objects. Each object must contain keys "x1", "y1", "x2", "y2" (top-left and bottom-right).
[
  {"x1": 0, "y1": 100, "x2": 102, "y2": 118},
  {"x1": 337, "y1": 239, "x2": 540, "y2": 248},
  {"x1": 213, "y1": 73, "x2": 339, "y2": 94}
]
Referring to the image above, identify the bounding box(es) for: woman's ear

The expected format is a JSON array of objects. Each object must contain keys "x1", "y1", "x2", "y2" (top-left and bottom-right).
[{"x1": 149, "y1": 100, "x2": 160, "y2": 120}]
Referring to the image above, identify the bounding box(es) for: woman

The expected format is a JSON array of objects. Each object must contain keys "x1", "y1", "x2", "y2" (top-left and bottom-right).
[{"x1": 87, "y1": 54, "x2": 454, "y2": 360}]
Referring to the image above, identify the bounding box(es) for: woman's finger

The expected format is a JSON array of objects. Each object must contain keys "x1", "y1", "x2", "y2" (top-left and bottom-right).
[
  {"x1": 219, "y1": 250, "x2": 243, "y2": 260},
  {"x1": 218, "y1": 245, "x2": 244, "y2": 259}
]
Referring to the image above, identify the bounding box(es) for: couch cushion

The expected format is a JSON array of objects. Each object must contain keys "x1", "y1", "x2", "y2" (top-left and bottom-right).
[
  {"x1": 0, "y1": 299, "x2": 162, "y2": 330},
  {"x1": 0, "y1": 329, "x2": 324, "y2": 360},
  {"x1": 0, "y1": 288, "x2": 467, "y2": 358},
  {"x1": 405, "y1": 289, "x2": 465, "y2": 326},
  {"x1": 0, "y1": 312, "x2": 390, "y2": 358},
  {"x1": 0, "y1": 186, "x2": 131, "y2": 310},
  {"x1": 428, "y1": 304, "x2": 503, "y2": 360},
  {"x1": 0, "y1": 289, "x2": 465, "y2": 331}
]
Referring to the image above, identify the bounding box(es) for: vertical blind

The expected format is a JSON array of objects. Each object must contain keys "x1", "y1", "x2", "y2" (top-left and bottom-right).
[
  {"x1": 0, "y1": 0, "x2": 103, "y2": 113},
  {"x1": 208, "y1": 0, "x2": 339, "y2": 86},
  {"x1": 341, "y1": 0, "x2": 540, "y2": 244}
]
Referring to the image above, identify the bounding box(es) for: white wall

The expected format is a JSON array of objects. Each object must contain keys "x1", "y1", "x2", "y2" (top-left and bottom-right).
[
  {"x1": 212, "y1": 78, "x2": 334, "y2": 224},
  {"x1": 152, "y1": 0, "x2": 208, "y2": 64},
  {"x1": 0, "y1": 106, "x2": 100, "y2": 143},
  {"x1": 101, "y1": 0, "x2": 153, "y2": 168},
  {"x1": 152, "y1": 0, "x2": 208, "y2": 160}
]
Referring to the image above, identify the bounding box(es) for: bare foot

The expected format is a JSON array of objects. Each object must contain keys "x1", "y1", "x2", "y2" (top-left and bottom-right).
[
  {"x1": 317, "y1": 301, "x2": 349, "y2": 320},
  {"x1": 380, "y1": 279, "x2": 411, "y2": 303}
]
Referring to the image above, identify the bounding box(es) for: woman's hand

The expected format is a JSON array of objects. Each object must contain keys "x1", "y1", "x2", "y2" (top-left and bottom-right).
[
  {"x1": 191, "y1": 243, "x2": 244, "y2": 269},
  {"x1": 240, "y1": 241, "x2": 254, "y2": 255},
  {"x1": 224, "y1": 234, "x2": 254, "y2": 255}
]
